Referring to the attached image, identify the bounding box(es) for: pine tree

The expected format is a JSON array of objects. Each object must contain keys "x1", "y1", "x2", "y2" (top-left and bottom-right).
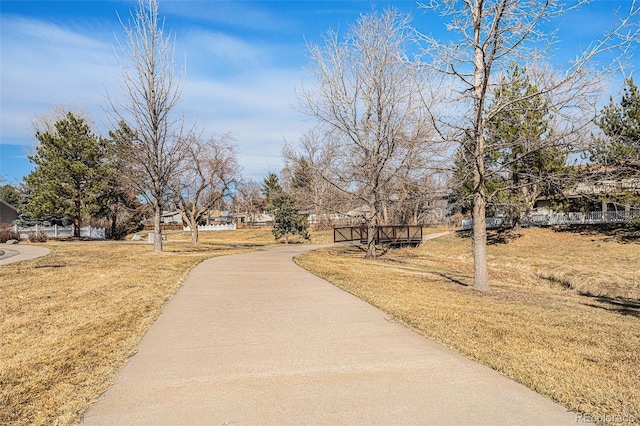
[
  {"x1": 451, "y1": 66, "x2": 567, "y2": 227},
  {"x1": 24, "y1": 112, "x2": 112, "y2": 237},
  {"x1": 485, "y1": 65, "x2": 566, "y2": 227},
  {"x1": 593, "y1": 78, "x2": 640, "y2": 169},
  {"x1": 590, "y1": 78, "x2": 640, "y2": 209},
  {"x1": 261, "y1": 173, "x2": 310, "y2": 243},
  {"x1": 0, "y1": 185, "x2": 20, "y2": 208},
  {"x1": 270, "y1": 192, "x2": 310, "y2": 244},
  {"x1": 261, "y1": 172, "x2": 283, "y2": 209}
]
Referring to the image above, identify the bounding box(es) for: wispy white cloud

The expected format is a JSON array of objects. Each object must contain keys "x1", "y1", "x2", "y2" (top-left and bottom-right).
[
  {"x1": 0, "y1": 12, "x2": 314, "y2": 182},
  {"x1": 183, "y1": 67, "x2": 312, "y2": 181},
  {"x1": 180, "y1": 29, "x2": 273, "y2": 74},
  {"x1": 161, "y1": 0, "x2": 294, "y2": 32},
  {"x1": 0, "y1": 15, "x2": 118, "y2": 142}
]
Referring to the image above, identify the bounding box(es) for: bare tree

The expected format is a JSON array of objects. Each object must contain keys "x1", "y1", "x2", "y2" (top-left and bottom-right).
[
  {"x1": 170, "y1": 135, "x2": 241, "y2": 244},
  {"x1": 298, "y1": 9, "x2": 443, "y2": 258},
  {"x1": 232, "y1": 180, "x2": 266, "y2": 223},
  {"x1": 109, "y1": 0, "x2": 185, "y2": 252},
  {"x1": 282, "y1": 131, "x2": 349, "y2": 229},
  {"x1": 417, "y1": 0, "x2": 639, "y2": 291}
]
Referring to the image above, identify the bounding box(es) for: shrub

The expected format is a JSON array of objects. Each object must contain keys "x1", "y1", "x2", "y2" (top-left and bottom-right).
[
  {"x1": 0, "y1": 225, "x2": 20, "y2": 243},
  {"x1": 28, "y1": 231, "x2": 48, "y2": 243}
]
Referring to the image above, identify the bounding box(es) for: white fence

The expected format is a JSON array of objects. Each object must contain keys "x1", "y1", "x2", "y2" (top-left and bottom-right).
[
  {"x1": 14, "y1": 224, "x2": 106, "y2": 239},
  {"x1": 183, "y1": 223, "x2": 236, "y2": 232},
  {"x1": 462, "y1": 210, "x2": 640, "y2": 230},
  {"x1": 525, "y1": 210, "x2": 639, "y2": 226}
]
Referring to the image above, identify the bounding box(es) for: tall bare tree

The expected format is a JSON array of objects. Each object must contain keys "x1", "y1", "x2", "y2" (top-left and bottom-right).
[
  {"x1": 417, "y1": 0, "x2": 639, "y2": 291},
  {"x1": 110, "y1": 0, "x2": 185, "y2": 252},
  {"x1": 233, "y1": 180, "x2": 266, "y2": 223},
  {"x1": 298, "y1": 9, "x2": 442, "y2": 257},
  {"x1": 170, "y1": 135, "x2": 241, "y2": 244},
  {"x1": 281, "y1": 132, "x2": 348, "y2": 229}
]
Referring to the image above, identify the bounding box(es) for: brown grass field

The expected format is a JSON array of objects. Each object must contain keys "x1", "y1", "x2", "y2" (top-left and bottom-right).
[
  {"x1": 295, "y1": 226, "x2": 640, "y2": 420},
  {"x1": 164, "y1": 227, "x2": 334, "y2": 246},
  {"x1": 2, "y1": 226, "x2": 637, "y2": 424},
  {"x1": 0, "y1": 228, "x2": 333, "y2": 425}
]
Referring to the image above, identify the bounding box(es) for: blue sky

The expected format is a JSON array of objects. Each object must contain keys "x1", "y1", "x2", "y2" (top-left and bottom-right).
[{"x1": 0, "y1": 0, "x2": 637, "y2": 185}]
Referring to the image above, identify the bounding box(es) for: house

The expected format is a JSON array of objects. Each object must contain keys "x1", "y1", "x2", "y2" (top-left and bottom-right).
[
  {"x1": 233, "y1": 211, "x2": 274, "y2": 227},
  {"x1": 207, "y1": 210, "x2": 233, "y2": 225},
  {"x1": 161, "y1": 210, "x2": 183, "y2": 224},
  {"x1": 142, "y1": 210, "x2": 183, "y2": 230},
  {"x1": 534, "y1": 176, "x2": 640, "y2": 214},
  {"x1": 0, "y1": 200, "x2": 19, "y2": 224}
]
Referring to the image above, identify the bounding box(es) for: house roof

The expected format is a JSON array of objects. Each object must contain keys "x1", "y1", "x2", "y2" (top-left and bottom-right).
[
  {"x1": 161, "y1": 210, "x2": 181, "y2": 217},
  {"x1": 0, "y1": 199, "x2": 19, "y2": 223},
  {"x1": 0, "y1": 199, "x2": 18, "y2": 211}
]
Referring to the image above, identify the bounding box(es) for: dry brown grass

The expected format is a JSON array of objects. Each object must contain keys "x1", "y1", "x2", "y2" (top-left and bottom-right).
[
  {"x1": 0, "y1": 226, "x2": 333, "y2": 425},
  {"x1": 0, "y1": 239, "x2": 250, "y2": 425},
  {"x1": 295, "y1": 227, "x2": 640, "y2": 420},
  {"x1": 143, "y1": 227, "x2": 335, "y2": 246}
]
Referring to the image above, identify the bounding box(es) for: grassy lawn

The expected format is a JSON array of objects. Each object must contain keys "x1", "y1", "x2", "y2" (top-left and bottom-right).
[
  {"x1": 147, "y1": 227, "x2": 335, "y2": 246},
  {"x1": 0, "y1": 227, "x2": 332, "y2": 425},
  {"x1": 295, "y1": 227, "x2": 640, "y2": 420},
  {"x1": 3, "y1": 226, "x2": 637, "y2": 423},
  {"x1": 0, "y1": 239, "x2": 254, "y2": 425}
]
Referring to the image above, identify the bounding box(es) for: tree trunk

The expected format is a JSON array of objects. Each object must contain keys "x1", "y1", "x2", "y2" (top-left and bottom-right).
[
  {"x1": 74, "y1": 216, "x2": 81, "y2": 237},
  {"x1": 472, "y1": 193, "x2": 489, "y2": 291},
  {"x1": 74, "y1": 199, "x2": 81, "y2": 238},
  {"x1": 471, "y1": 4, "x2": 488, "y2": 291},
  {"x1": 366, "y1": 196, "x2": 381, "y2": 258},
  {"x1": 153, "y1": 203, "x2": 163, "y2": 252},
  {"x1": 472, "y1": 132, "x2": 489, "y2": 291},
  {"x1": 191, "y1": 223, "x2": 199, "y2": 244},
  {"x1": 365, "y1": 223, "x2": 376, "y2": 258},
  {"x1": 381, "y1": 202, "x2": 389, "y2": 225},
  {"x1": 110, "y1": 205, "x2": 118, "y2": 240}
]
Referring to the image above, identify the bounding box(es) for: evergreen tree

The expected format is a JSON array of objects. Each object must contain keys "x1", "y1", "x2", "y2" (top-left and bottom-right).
[
  {"x1": 291, "y1": 157, "x2": 314, "y2": 192},
  {"x1": 590, "y1": 78, "x2": 640, "y2": 209},
  {"x1": 24, "y1": 112, "x2": 112, "y2": 237},
  {"x1": 0, "y1": 185, "x2": 20, "y2": 208},
  {"x1": 592, "y1": 78, "x2": 640, "y2": 169},
  {"x1": 451, "y1": 66, "x2": 567, "y2": 227},
  {"x1": 261, "y1": 172, "x2": 283, "y2": 209},
  {"x1": 270, "y1": 192, "x2": 310, "y2": 244},
  {"x1": 105, "y1": 122, "x2": 145, "y2": 239},
  {"x1": 450, "y1": 142, "x2": 506, "y2": 217},
  {"x1": 261, "y1": 172, "x2": 310, "y2": 243},
  {"x1": 485, "y1": 65, "x2": 566, "y2": 227}
]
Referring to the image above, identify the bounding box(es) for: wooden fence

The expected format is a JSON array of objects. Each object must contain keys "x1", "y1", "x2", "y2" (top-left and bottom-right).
[
  {"x1": 334, "y1": 225, "x2": 423, "y2": 246},
  {"x1": 183, "y1": 223, "x2": 236, "y2": 232},
  {"x1": 143, "y1": 223, "x2": 183, "y2": 231}
]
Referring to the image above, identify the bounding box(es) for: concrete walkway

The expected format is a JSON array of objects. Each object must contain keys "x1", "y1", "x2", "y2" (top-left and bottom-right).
[
  {"x1": 0, "y1": 244, "x2": 50, "y2": 265},
  {"x1": 82, "y1": 244, "x2": 575, "y2": 425}
]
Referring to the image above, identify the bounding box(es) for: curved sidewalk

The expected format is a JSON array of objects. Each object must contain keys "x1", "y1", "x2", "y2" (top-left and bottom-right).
[
  {"x1": 82, "y1": 244, "x2": 575, "y2": 425},
  {"x1": 0, "y1": 244, "x2": 50, "y2": 265}
]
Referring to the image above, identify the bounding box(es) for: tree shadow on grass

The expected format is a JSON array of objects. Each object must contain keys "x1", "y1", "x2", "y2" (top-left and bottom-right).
[
  {"x1": 433, "y1": 271, "x2": 471, "y2": 287},
  {"x1": 584, "y1": 296, "x2": 640, "y2": 318},
  {"x1": 552, "y1": 224, "x2": 640, "y2": 244},
  {"x1": 455, "y1": 228, "x2": 523, "y2": 245}
]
